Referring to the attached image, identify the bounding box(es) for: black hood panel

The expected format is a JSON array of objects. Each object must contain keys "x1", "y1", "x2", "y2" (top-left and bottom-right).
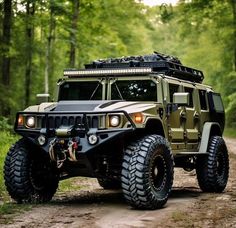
[{"x1": 53, "y1": 100, "x2": 118, "y2": 112}]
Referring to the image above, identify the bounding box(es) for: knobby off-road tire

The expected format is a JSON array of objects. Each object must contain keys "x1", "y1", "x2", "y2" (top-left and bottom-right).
[
  {"x1": 196, "y1": 136, "x2": 229, "y2": 192},
  {"x1": 121, "y1": 135, "x2": 174, "y2": 209},
  {"x1": 4, "y1": 138, "x2": 59, "y2": 203},
  {"x1": 97, "y1": 178, "x2": 121, "y2": 189}
]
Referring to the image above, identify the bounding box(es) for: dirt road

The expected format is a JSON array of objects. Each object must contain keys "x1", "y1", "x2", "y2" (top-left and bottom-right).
[{"x1": 1, "y1": 138, "x2": 236, "y2": 228}]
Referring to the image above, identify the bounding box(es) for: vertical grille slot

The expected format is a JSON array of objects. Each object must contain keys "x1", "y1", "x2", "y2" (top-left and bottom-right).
[
  {"x1": 62, "y1": 116, "x2": 68, "y2": 125},
  {"x1": 75, "y1": 116, "x2": 82, "y2": 125},
  {"x1": 69, "y1": 116, "x2": 74, "y2": 125},
  {"x1": 48, "y1": 116, "x2": 54, "y2": 128},
  {"x1": 55, "y1": 116, "x2": 61, "y2": 128},
  {"x1": 92, "y1": 116, "x2": 98, "y2": 128}
]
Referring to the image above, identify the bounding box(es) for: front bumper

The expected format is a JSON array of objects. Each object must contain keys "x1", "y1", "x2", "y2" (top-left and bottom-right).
[{"x1": 15, "y1": 110, "x2": 136, "y2": 153}]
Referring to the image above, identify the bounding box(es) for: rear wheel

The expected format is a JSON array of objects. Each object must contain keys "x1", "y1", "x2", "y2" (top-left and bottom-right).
[
  {"x1": 196, "y1": 136, "x2": 229, "y2": 192},
  {"x1": 97, "y1": 178, "x2": 120, "y2": 189},
  {"x1": 4, "y1": 138, "x2": 59, "y2": 203},
  {"x1": 121, "y1": 135, "x2": 174, "y2": 209}
]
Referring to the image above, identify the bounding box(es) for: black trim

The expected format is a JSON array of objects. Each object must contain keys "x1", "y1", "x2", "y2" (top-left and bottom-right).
[{"x1": 15, "y1": 110, "x2": 136, "y2": 136}]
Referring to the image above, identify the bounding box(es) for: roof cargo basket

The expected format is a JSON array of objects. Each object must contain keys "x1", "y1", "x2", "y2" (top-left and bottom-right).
[{"x1": 84, "y1": 52, "x2": 204, "y2": 83}]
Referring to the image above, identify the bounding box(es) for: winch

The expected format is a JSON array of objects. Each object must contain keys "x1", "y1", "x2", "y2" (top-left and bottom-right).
[{"x1": 49, "y1": 137, "x2": 80, "y2": 168}]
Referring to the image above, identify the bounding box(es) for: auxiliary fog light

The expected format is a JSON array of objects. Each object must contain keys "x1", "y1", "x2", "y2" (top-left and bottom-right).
[
  {"x1": 88, "y1": 134, "x2": 98, "y2": 145},
  {"x1": 38, "y1": 135, "x2": 46, "y2": 146},
  {"x1": 26, "y1": 116, "x2": 35, "y2": 128}
]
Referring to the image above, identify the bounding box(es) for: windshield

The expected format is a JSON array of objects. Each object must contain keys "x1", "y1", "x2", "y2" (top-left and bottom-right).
[
  {"x1": 58, "y1": 81, "x2": 102, "y2": 101},
  {"x1": 111, "y1": 80, "x2": 157, "y2": 101}
]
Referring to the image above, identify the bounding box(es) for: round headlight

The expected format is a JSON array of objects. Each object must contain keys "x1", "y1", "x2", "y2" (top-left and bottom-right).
[
  {"x1": 26, "y1": 116, "x2": 35, "y2": 128},
  {"x1": 109, "y1": 115, "x2": 120, "y2": 127}
]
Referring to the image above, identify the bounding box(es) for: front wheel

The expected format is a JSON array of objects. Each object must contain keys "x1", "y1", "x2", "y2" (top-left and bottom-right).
[
  {"x1": 196, "y1": 136, "x2": 229, "y2": 192},
  {"x1": 121, "y1": 135, "x2": 174, "y2": 209},
  {"x1": 4, "y1": 138, "x2": 59, "y2": 203}
]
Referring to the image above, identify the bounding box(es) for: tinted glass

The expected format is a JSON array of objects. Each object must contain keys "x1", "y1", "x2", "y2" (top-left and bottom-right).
[
  {"x1": 184, "y1": 87, "x2": 193, "y2": 107},
  {"x1": 58, "y1": 81, "x2": 102, "y2": 101},
  {"x1": 199, "y1": 90, "x2": 207, "y2": 110},
  {"x1": 111, "y1": 80, "x2": 157, "y2": 101},
  {"x1": 169, "y1": 84, "x2": 179, "y2": 102},
  {"x1": 212, "y1": 93, "x2": 224, "y2": 112}
]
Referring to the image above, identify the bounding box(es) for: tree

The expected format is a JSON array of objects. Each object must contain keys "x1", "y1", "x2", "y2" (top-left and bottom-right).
[
  {"x1": 69, "y1": 0, "x2": 80, "y2": 68},
  {"x1": 230, "y1": 0, "x2": 236, "y2": 71},
  {"x1": 44, "y1": 0, "x2": 56, "y2": 94},
  {"x1": 25, "y1": 0, "x2": 35, "y2": 106},
  {"x1": 1, "y1": 0, "x2": 12, "y2": 116}
]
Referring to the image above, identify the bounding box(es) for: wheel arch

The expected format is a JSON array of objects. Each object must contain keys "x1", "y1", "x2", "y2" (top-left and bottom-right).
[
  {"x1": 143, "y1": 118, "x2": 166, "y2": 137},
  {"x1": 199, "y1": 122, "x2": 223, "y2": 153}
]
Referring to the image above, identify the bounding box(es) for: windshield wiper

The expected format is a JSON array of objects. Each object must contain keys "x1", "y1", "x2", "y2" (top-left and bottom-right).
[
  {"x1": 89, "y1": 82, "x2": 101, "y2": 100},
  {"x1": 114, "y1": 83, "x2": 123, "y2": 100}
]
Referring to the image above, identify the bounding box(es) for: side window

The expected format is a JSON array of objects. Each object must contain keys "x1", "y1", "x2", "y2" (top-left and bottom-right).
[
  {"x1": 184, "y1": 87, "x2": 193, "y2": 107},
  {"x1": 169, "y1": 84, "x2": 179, "y2": 103},
  {"x1": 199, "y1": 90, "x2": 207, "y2": 110},
  {"x1": 208, "y1": 92, "x2": 224, "y2": 113}
]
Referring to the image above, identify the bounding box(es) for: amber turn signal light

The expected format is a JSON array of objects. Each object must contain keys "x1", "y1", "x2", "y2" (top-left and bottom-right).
[
  {"x1": 133, "y1": 113, "x2": 143, "y2": 124},
  {"x1": 18, "y1": 115, "x2": 24, "y2": 126}
]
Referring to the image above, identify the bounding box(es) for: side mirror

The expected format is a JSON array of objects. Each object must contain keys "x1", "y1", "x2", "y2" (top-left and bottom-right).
[
  {"x1": 173, "y1": 92, "x2": 189, "y2": 106},
  {"x1": 36, "y1": 93, "x2": 50, "y2": 104}
]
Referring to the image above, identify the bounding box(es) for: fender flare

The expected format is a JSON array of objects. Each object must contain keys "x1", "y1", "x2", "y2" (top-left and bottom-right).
[
  {"x1": 199, "y1": 122, "x2": 222, "y2": 153},
  {"x1": 144, "y1": 118, "x2": 166, "y2": 137}
]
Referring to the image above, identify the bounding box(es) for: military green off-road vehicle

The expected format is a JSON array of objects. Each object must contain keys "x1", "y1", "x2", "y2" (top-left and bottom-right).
[{"x1": 4, "y1": 53, "x2": 229, "y2": 209}]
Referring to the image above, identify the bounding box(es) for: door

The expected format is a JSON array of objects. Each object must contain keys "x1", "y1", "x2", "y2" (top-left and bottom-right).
[
  {"x1": 183, "y1": 86, "x2": 200, "y2": 150},
  {"x1": 168, "y1": 82, "x2": 185, "y2": 150}
]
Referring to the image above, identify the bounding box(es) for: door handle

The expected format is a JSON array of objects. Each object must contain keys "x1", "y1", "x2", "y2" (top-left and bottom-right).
[
  {"x1": 180, "y1": 111, "x2": 186, "y2": 119},
  {"x1": 194, "y1": 112, "x2": 199, "y2": 119}
]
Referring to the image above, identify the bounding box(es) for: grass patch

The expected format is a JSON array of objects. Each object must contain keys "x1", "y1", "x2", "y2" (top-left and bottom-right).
[
  {"x1": 224, "y1": 128, "x2": 236, "y2": 138},
  {"x1": 0, "y1": 131, "x2": 19, "y2": 199},
  {"x1": 0, "y1": 203, "x2": 32, "y2": 224},
  {"x1": 58, "y1": 178, "x2": 83, "y2": 192},
  {"x1": 0, "y1": 203, "x2": 31, "y2": 215}
]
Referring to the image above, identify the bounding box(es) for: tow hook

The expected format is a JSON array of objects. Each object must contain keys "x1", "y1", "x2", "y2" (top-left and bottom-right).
[{"x1": 68, "y1": 140, "x2": 79, "y2": 162}]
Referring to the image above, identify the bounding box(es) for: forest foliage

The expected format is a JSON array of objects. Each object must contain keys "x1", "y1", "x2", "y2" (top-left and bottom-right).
[{"x1": 0, "y1": 0, "x2": 236, "y2": 127}]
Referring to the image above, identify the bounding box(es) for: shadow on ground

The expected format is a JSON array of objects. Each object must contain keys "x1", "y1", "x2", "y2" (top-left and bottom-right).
[{"x1": 51, "y1": 187, "x2": 202, "y2": 207}]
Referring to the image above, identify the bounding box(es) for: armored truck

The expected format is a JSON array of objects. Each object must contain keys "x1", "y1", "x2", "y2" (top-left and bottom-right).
[{"x1": 4, "y1": 53, "x2": 229, "y2": 209}]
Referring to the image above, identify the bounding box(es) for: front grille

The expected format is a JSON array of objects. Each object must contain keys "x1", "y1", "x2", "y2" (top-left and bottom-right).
[{"x1": 37, "y1": 115, "x2": 99, "y2": 129}]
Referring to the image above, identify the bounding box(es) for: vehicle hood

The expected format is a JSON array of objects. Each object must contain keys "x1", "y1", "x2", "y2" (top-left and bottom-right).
[
  {"x1": 53, "y1": 100, "x2": 157, "y2": 114},
  {"x1": 24, "y1": 100, "x2": 158, "y2": 114}
]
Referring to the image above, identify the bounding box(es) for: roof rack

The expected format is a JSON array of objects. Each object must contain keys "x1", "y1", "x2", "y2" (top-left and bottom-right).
[{"x1": 84, "y1": 52, "x2": 204, "y2": 83}]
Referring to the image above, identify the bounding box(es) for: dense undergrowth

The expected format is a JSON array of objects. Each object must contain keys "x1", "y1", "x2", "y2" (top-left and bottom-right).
[{"x1": 0, "y1": 131, "x2": 18, "y2": 199}]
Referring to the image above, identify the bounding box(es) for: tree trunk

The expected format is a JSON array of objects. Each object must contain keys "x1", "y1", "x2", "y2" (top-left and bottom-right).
[
  {"x1": 44, "y1": 1, "x2": 55, "y2": 94},
  {"x1": 1, "y1": 0, "x2": 12, "y2": 116},
  {"x1": 25, "y1": 1, "x2": 35, "y2": 106},
  {"x1": 231, "y1": 0, "x2": 236, "y2": 71},
  {"x1": 69, "y1": 0, "x2": 80, "y2": 68}
]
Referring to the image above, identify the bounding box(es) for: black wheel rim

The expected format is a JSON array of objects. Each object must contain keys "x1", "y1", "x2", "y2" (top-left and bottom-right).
[
  {"x1": 216, "y1": 150, "x2": 226, "y2": 179},
  {"x1": 29, "y1": 161, "x2": 51, "y2": 191},
  {"x1": 149, "y1": 152, "x2": 167, "y2": 191}
]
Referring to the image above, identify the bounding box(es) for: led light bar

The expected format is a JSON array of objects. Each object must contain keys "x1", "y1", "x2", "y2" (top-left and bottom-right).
[{"x1": 64, "y1": 67, "x2": 152, "y2": 77}]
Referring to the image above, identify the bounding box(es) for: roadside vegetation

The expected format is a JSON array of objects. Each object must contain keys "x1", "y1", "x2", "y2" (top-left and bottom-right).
[
  {"x1": 0, "y1": 131, "x2": 18, "y2": 199},
  {"x1": 224, "y1": 128, "x2": 236, "y2": 138}
]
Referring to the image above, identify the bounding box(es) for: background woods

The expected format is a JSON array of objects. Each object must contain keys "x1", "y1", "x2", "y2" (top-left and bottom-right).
[{"x1": 0, "y1": 0, "x2": 236, "y2": 128}]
